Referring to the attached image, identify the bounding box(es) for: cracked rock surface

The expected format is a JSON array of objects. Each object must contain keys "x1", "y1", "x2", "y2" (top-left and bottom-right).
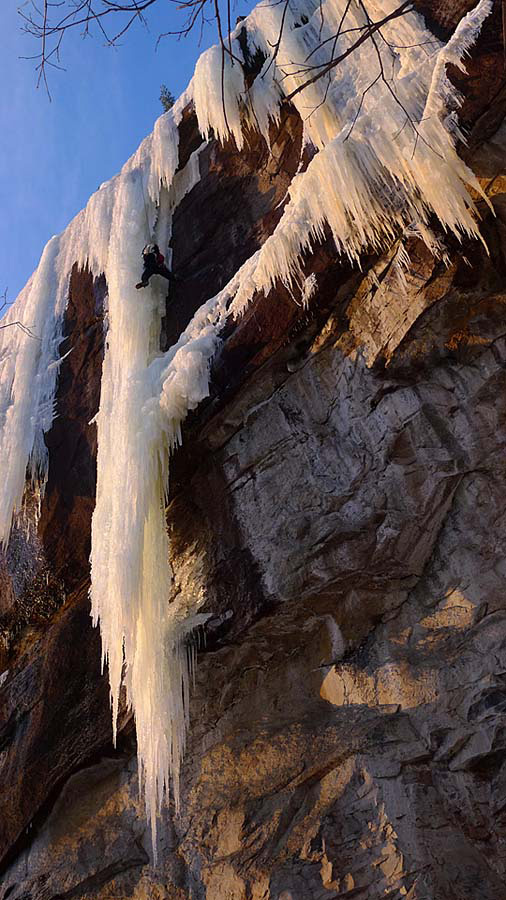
[{"x1": 1, "y1": 6, "x2": 506, "y2": 898}]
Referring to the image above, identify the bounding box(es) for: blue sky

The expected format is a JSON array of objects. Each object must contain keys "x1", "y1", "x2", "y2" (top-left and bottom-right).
[{"x1": 0, "y1": 1, "x2": 253, "y2": 308}]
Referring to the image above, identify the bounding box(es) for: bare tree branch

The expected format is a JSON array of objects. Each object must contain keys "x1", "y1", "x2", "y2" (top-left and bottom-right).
[
  {"x1": 20, "y1": 0, "x2": 419, "y2": 159},
  {"x1": 355, "y1": 0, "x2": 443, "y2": 160},
  {"x1": 262, "y1": 0, "x2": 290, "y2": 78},
  {"x1": 343, "y1": 70, "x2": 381, "y2": 140},
  {"x1": 19, "y1": 0, "x2": 160, "y2": 95},
  {"x1": 284, "y1": 1, "x2": 413, "y2": 103},
  {"x1": 0, "y1": 289, "x2": 41, "y2": 340}
]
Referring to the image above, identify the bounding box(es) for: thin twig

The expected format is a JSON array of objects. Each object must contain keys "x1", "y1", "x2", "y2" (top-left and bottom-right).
[
  {"x1": 214, "y1": 0, "x2": 231, "y2": 136},
  {"x1": 0, "y1": 322, "x2": 42, "y2": 340},
  {"x1": 262, "y1": 0, "x2": 290, "y2": 78},
  {"x1": 343, "y1": 71, "x2": 381, "y2": 140},
  {"x1": 284, "y1": 2, "x2": 413, "y2": 103},
  {"x1": 356, "y1": 0, "x2": 443, "y2": 160}
]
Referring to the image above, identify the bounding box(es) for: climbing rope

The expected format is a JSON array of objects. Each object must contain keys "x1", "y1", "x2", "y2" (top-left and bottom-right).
[{"x1": 139, "y1": 170, "x2": 154, "y2": 243}]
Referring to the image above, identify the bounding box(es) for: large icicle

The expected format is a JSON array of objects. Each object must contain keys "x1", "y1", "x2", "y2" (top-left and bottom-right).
[
  {"x1": 89, "y1": 168, "x2": 180, "y2": 852},
  {"x1": 0, "y1": 238, "x2": 65, "y2": 546},
  {"x1": 423, "y1": 0, "x2": 492, "y2": 131},
  {"x1": 0, "y1": 94, "x2": 187, "y2": 547},
  {"x1": 0, "y1": 98, "x2": 201, "y2": 849},
  {"x1": 89, "y1": 137, "x2": 207, "y2": 854},
  {"x1": 192, "y1": 0, "x2": 491, "y2": 275}
]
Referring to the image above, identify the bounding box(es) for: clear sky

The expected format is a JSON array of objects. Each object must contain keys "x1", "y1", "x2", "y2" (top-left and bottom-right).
[{"x1": 0, "y1": 1, "x2": 253, "y2": 309}]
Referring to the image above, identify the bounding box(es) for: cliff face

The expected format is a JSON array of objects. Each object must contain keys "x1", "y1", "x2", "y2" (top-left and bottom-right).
[{"x1": 1, "y1": 4, "x2": 506, "y2": 898}]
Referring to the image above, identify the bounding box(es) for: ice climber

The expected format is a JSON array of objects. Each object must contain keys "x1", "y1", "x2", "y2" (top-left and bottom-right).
[{"x1": 135, "y1": 243, "x2": 175, "y2": 289}]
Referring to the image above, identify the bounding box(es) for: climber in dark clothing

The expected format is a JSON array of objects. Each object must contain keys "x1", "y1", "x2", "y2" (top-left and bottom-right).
[{"x1": 135, "y1": 243, "x2": 174, "y2": 289}]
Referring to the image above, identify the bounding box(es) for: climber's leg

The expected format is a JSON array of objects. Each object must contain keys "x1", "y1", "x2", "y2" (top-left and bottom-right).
[
  {"x1": 135, "y1": 263, "x2": 175, "y2": 289},
  {"x1": 135, "y1": 267, "x2": 154, "y2": 289},
  {"x1": 155, "y1": 264, "x2": 172, "y2": 282}
]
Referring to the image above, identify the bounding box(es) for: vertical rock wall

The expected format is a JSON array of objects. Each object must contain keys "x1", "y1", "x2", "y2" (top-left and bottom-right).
[{"x1": 1, "y1": 6, "x2": 506, "y2": 897}]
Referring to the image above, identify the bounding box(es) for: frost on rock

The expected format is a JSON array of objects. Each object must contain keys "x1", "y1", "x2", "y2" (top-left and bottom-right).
[
  {"x1": 302, "y1": 273, "x2": 318, "y2": 306},
  {"x1": 0, "y1": 0, "x2": 492, "y2": 856}
]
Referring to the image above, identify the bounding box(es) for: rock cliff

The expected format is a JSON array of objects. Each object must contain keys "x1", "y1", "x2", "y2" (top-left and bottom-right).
[{"x1": 1, "y1": 2, "x2": 506, "y2": 897}]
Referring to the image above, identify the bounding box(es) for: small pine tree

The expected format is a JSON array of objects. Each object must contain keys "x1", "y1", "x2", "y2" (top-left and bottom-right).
[{"x1": 160, "y1": 84, "x2": 175, "y2": 112}]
